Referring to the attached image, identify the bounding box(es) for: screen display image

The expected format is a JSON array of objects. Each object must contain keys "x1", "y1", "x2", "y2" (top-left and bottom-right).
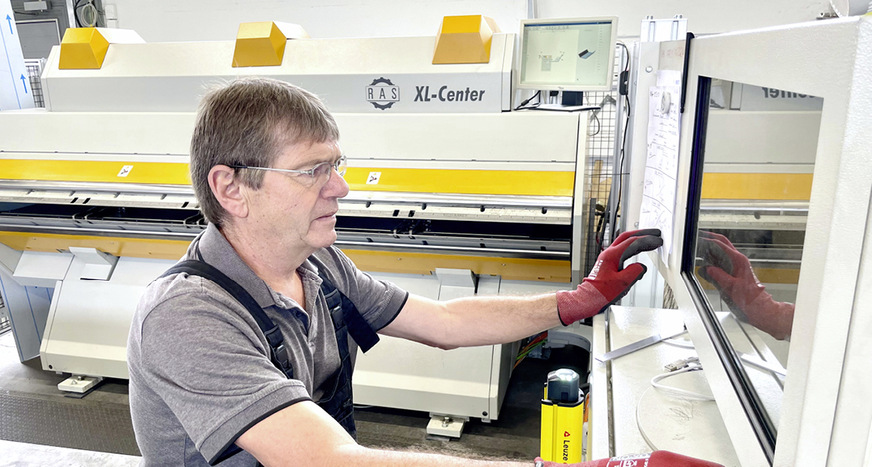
[{"x1": 518, "y1": 18, "x2": 616, "y2": 91}]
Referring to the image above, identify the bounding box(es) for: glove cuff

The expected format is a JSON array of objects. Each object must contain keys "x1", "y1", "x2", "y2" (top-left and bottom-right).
[
  {"x1": 534, "y1": 457, "x2": 608, "y2": 467},
  {"x1": 745, "y1": 291, "x2": 795, "y2": 340},
  {"x1": 556, "y1": 282, "x2": 609, "y2": 326}
]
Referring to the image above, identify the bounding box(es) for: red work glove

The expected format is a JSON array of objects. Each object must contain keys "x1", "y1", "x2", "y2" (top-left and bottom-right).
[
  {"x1": 697, "y1": 231, "x2": 794, "y2": 340},
  {"x1": 535, "y1": 450, "x2": 724, "y2": 467},
  {"x1": 556, "y1": 229, "x2": 662, "y2": 325}
]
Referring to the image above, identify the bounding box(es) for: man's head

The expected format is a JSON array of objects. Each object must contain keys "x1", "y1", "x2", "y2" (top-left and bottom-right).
[{"x1": 190, "y1": 77, "x2": 340, "y2": 227}]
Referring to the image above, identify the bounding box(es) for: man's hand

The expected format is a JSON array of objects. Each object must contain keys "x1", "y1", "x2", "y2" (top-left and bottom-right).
[
  {"x1": 535, "y1": 450, "x2": 725, "y2": 467},
  {"x1": 556, "y1": 229, "x2": 662, "y2": 325},
  {"x1": 697, "y1": 231, "x2": 794, "y2": 340}
]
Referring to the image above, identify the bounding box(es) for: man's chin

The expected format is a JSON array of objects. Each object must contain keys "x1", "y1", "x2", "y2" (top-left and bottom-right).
[{"x1": 309, "y1": 230, "x2": 338, "y2": 250}]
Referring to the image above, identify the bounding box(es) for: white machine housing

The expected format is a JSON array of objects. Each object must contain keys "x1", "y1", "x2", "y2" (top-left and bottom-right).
[{"x1": 0, "y1": 29, "x2": 594, "y2": 433}]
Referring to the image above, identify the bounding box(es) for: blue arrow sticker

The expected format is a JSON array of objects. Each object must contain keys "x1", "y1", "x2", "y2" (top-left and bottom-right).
[
  {"x1": 20, "y1": 74, "x2": 28, "y2": 93},
  {"x1": 5, "y1": 15, "x2": 12, "y2": 35}
]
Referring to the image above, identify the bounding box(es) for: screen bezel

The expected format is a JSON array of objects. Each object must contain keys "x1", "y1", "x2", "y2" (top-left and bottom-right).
[
  {"x1": 515, "y1": 16, "x2": 618, "y2": 92},
  {"x1": 681, "y1": 75, "x2": 778, "y2": 462},
  {"x1": 662, "y1": 18, "x2": 872, "y2": 466}
]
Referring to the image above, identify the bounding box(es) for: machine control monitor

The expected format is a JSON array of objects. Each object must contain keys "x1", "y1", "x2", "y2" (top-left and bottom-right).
[{"x1": 517, "y1": 17, "x2": 618, "y2": 92}]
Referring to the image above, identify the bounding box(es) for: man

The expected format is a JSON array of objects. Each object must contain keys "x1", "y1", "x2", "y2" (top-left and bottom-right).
[{"x1": 127, "y1": 77, "x2": 663, "y2": 466}]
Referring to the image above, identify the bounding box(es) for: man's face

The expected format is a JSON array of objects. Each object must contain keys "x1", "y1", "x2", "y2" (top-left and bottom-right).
[{"x1": 244, "y1": 140, "x2": 349, "y2": 255}]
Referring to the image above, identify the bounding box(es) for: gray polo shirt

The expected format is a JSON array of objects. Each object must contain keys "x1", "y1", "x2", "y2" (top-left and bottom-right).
[{"x1": 127, "y1": 224, "x2": 407, "y2": 466}]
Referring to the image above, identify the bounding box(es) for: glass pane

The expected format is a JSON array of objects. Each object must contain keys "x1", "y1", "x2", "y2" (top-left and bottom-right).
[{"x1": 692, "y1": 79, "x2": 822, "y2": 435}]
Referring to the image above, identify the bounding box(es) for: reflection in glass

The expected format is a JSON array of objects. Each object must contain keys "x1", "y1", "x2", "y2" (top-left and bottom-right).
[
  {"x1": 690, "y1": 79, "x2": 822, "y2": 437},
  {"x1": 697, "y1": 230, "x2": 795, "y2": 341}
]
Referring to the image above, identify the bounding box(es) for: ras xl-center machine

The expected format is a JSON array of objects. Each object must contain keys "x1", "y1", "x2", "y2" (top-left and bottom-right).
[{"x1": 0, "y1": 20, "x2": 595, "y2": 436}]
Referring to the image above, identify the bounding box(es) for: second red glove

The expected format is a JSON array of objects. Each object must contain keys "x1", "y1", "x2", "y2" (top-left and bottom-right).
[{"x1": 535, "y1": 450, "x2": 725, "y2": 467}]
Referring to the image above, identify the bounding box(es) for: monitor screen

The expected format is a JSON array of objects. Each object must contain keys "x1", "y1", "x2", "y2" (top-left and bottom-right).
[{"x1": 517, "y1": 17, "x2": 617, "y2": 92}]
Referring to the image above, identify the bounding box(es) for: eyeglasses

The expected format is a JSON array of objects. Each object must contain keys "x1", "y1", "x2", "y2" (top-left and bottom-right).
[{"x1": 229, "y1": 155, "x2": 347, "y2": 188}]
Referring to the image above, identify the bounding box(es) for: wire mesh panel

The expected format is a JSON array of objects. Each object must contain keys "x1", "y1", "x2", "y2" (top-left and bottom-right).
[
  {"x1": 25, "y1": 59, "x2": 46, "y2": 108},
  {"x1": 0, "y1": 293, "x2": 9, "y2": 335},
  {"x1": 581, "y1": 46, "x2": 627, "y2": 273}
]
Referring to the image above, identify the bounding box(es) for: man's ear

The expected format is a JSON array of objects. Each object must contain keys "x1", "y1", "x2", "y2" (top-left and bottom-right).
[{"x1": 208, "y1": 165, "x2": 249, "y2": 218}]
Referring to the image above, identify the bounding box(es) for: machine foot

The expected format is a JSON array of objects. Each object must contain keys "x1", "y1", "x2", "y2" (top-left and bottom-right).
[
  {"x1": 426, "y1": 414, "x2": 468, "y2": 438},
  {"x1": 58, "y1": 375, "x2": 103, "y2": 394}
]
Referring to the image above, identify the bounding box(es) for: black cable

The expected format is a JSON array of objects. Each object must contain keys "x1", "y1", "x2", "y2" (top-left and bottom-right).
[
  {"x1": 73, "y1": 0, "x2": 86, "y2": 27},
  {"x1": 599, "y1": 43, "x2": 633, "y2": 247},
  {"x1": 74, "y1": 0, "x2": 85, "y2": 27},
  {"x1": 614, "y1": 94, "x2": 631, "y2": 236},
  {"x1": 513, "y1": 90, "x2": 541, "y2": 111},
  {"x1": 74, "y1": 0, "x2": 102, "y2": 28},
  {"x1": 618, "y1": 43, "x2": 630, "y2": 72},
  {"x1": 613, "y1": 42, "x2": 632, "y2": 235},
  {"x1": 588, "y1": 111, "x2": 601, "y2": 136},
  {"x1": 594, "y1": 203, "x2": 606, "y2": 248}
]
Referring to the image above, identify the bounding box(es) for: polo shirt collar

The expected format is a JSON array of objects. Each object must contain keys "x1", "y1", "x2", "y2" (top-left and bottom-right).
[{"x1": 188, "y1": 223, "x2": 279, "y2": 309}]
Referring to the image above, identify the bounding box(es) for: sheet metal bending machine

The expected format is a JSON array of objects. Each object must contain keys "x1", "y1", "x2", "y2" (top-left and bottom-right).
[{"x1": 0, "y1": 18, "x2": 594, "y2": 436}]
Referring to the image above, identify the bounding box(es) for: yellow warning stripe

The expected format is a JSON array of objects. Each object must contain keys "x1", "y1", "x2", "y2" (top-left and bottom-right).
[
  {"x1": 754, "y1": 268, "x2": 800, "y2": 285},
  {"x1": 0, "y1": 160, "x2": 190, "y2": 185},
  {"x1": 0, "y1": 231, "x2": 191, "y2": 260},
  {"x1": 0, "y1": 231, "x2": 570, "y2": 282},
  {"x1": 342, "y1": 248, "x2": 570, "y2": 282},
  {"x1": 697, "y1": 267, "x2": 800, "y2": 287},
  {"x1": 701, "y1": 173, "x2": 812, "y2": 201},
  {"x1": 0, "y1": 160, "x2": 571, "y2": 197},
  {"x1": 345, "y1": 167, "x2": 574, "y2": 197}
]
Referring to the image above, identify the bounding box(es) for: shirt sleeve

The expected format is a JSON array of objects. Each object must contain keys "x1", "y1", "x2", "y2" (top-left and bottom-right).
[
  {"x1": 136, "y1": 276, "x2": 311, "y2": 463},
  {"x1": 312, "y1": 247, "x2": 408, "y2": 331}
]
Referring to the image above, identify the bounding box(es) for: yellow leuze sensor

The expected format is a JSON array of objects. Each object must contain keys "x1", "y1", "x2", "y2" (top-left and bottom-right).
[{"x1": 540, "y1": 368, "x2": 585, "y2": 464}]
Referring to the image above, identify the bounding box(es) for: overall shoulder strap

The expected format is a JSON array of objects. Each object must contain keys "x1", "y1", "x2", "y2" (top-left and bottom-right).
[
  {"x1": 162, "y1": 260, "x2": 294, "y2": 379},
  {"x1": 318, "y1": 274, "x2": 380, "y2": 353}
]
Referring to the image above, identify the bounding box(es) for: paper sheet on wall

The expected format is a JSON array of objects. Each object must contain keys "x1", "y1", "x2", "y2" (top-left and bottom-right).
[
  {"x1": 639, "y1": 70, "x2": 682, "y2": 263},
  {"x1": 0, "y1": 0, "x2": 36, "y2": 111}
]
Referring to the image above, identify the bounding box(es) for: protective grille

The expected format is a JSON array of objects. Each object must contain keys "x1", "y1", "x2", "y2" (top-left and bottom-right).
[
  {"x1": 580, "y1": 45, "x2": 628, "y2": 273},
  {"x1": 0, "y1": 294, "x2": 9, "y2": 335},
  {"x1": 25, "y1": 59, "x2": 46, "y2": 108}
]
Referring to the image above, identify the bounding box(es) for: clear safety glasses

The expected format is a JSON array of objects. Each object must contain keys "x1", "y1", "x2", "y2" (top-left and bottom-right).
[{"x1": 229, "y1": 155, "x2": 347, "y2": 188}]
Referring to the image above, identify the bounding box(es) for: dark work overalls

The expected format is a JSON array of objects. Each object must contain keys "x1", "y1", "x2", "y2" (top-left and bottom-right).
[{"x1": 161, "y1": 258, "x2": 380, "y2": 465}]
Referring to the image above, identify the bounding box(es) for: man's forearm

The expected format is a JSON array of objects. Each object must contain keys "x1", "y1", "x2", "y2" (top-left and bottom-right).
[
  {"x1": 329, "y1": 445, "x2": 533, "y2": 467},
  {"x1": 435, "y1": 293, "x2": 562, "y2": 347},
  {"x1": 241, "y1": 398, "x2": 536, "y2": 467}
]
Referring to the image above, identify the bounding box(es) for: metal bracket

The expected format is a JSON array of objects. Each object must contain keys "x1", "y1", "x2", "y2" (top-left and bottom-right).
[
  {"x1": 57, "y1": 375, "x2": 103, "y2": 394},
  {"x1": 426, "y1": 414, "x2": 469, "y2": 438},
  {"x1": 69, "y1": 247, "x2": 118, "y2": 280}
]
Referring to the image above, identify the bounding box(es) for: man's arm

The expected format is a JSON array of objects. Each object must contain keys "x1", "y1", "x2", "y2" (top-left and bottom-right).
[
  {"x1": 380, "y1": 293, "x2": 560, "y2": 349},
  {"x1": 380, "y1": 229, "x2": 663, "y2": 349},
  {"x1": 235, "y1": 400, "x2": 531, "y2": 466},
  {"x1": 236, "y1": 401, "x2": 721, "y2": 467}
]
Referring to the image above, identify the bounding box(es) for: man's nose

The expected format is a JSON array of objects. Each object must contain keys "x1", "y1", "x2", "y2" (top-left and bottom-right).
[{"x1": 323, "y1": 168, "x2": 350, "y2": 198}]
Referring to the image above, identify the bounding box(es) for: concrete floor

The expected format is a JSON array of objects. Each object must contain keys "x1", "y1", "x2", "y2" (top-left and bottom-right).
[{"x1": 0, "y1": 328, "x2": 588, "y2": 465}]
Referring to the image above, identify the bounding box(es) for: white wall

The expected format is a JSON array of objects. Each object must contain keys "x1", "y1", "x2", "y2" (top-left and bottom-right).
[
  {"x1": 104, "y1": 0, "x2": 839, "y2": 43},
  {"x1": 104, "y1": 0, "x2": 526, "y2": 42},
  {"x1": 537, "y1": 0, "x2": 836, "y2": 36}
]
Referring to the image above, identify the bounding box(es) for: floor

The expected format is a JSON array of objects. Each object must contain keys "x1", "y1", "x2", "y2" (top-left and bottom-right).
[{"x1": 0, "y1": 328, "x2": 588, "y2": 465}]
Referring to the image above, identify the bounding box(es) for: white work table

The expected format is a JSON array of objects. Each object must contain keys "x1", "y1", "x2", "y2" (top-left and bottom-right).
[
  {"x1": 0, "y1": 440, "x2": 140, "y2": 466},
  {"x1": 589, "y1": 306, "x2": 740, "y2": 466}
]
